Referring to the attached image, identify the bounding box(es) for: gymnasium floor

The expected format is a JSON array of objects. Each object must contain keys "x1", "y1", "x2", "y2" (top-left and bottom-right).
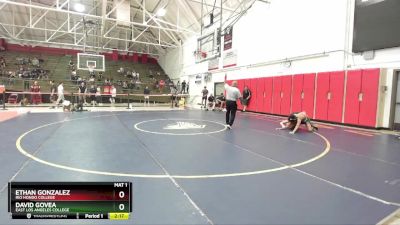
[{"x1": 0, "y1": 109, "x2": 399, "y2": 224}]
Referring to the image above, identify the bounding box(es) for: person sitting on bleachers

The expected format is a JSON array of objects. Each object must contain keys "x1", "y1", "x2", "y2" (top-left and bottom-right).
[
  {"x1": 88, "y1": 67, "x2": 95, "y2": 76},
  {"x1": 0, "y1": 57, "x2": 6, "y2": 69},
  {"x1": 7, "y1": 71, "x2": 16, "y2": 86},
  {"x1": 69, "y1": 60, "x2": 74, "y2": 68},
  {"x1": 89, "y1": 75, "x2": 95, "y2": 83},
  {"x1": 71, "y1": 69, "x2": 77, "y2": 78},
  {"x1": 98, "y1": 72, "x2": 103, "y2": 81},
  {"x1": 22, "y1": 70, "x2": 30, "y2": 79},
  {"x1": 122, "y1": 81, "x2": 128, "y2": 89},
  {"x1": 159, "y1": 79, "x2": 165, "y2": 93},
  {"x1": 132, "y1": 72, "x2": 137, "y2": 80},
  {"x1": 128, "y1": 79, "x2": 135, "y2": 89},
  {"x1": 31, "y1": 57, "x2": 40, "y2": 67}
]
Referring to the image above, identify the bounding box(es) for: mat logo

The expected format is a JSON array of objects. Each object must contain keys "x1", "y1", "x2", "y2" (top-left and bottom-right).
[{"x1": 164, "y1": 122, "x2": 206, "y2": 130}]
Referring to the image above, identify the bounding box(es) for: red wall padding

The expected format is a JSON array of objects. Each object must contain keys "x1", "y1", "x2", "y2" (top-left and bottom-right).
[
  {"x1": 302, "y1": 73, "x2": 316, "y2": 118},
  {"x1": 272, "y1": 76, "x2": 282, "y2": 114}
]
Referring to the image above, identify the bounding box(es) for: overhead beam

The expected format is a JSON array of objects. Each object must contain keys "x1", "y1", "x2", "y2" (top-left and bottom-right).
[
  {"x1": 0, "y1": 36, "x2": 160, "y2": 56},
  {"x1": 0, "y1": 0, "x2": 197, "y2": 34}
]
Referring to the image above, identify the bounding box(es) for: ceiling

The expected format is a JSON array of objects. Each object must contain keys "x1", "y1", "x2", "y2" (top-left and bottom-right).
[{"x1": 0, "y1": 0, "x2": 258, "y2": 57}]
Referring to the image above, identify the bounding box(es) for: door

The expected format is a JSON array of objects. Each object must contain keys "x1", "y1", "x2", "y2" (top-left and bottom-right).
[
  {"x1": 344, "y1": 70, "x2": 362, "y2": 125},
  {"x1": 315, "y1": 72, "x2": 330, "y2": 120},
  {"x1": 358, "y1": 68, "x2": 380, "y2": 127},
  {"x1": 327, "y1": 71, "x2": 345, "y2": 123},
  {"x1": 302, "y1": 73, "x2": 316, "y2": 118},
  {"x1": 263, "y1": 77, "x2": 273, "y2": 113},
  {"x1": 272, "y1": 76, "x2": 282, "y2": 114},
  {"x1": 256, "y1": 78, "x2": 265, "y2": 112},
  {"x1": 291, "y1": 74, "x2": 304, "y2": 113},
  {"x1": 280, "y1": 75, "x2": 292, "y2": 115}
]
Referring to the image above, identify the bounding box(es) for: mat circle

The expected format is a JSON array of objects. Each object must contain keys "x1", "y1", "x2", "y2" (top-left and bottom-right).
[
  {"x1": 134, "y1": 119, "x2": 227, "y2": 135},
  {"x1": 16, "y1": 114, "x2": 331, "y2": 179}
]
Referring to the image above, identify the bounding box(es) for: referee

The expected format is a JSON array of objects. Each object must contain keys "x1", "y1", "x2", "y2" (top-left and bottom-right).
[{"x1": 224, "y1": 80, "x2": 242, "y2": 129}]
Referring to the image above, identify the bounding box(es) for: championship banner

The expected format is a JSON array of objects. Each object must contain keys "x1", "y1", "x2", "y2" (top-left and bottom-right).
[
  {"x1": 208, "y1": 58, "x2": 219, "y2": 71},
  {"x1": 222, "y1": 50, "x2": 237, "y2": 68},
  {"x1": 224, "y1": 26, "x2": 233, "y2": 51},
  {"x1": 195, "y1": 74, "x2": 202, "y2": 84}
]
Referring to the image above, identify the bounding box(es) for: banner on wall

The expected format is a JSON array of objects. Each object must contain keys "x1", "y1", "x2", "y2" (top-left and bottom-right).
[
  {"x1": 208, "y1": 58, "x2": 219, "y2": 71},
  {"x1": 195, "y1": 74, "x2": 202, "y2": 84},
  {"x1": 224, "y1": 26, "x2": 233, "y2": 51},
  {"x1": 222, "y1": 50, "x2": 237, "y2": 68}
]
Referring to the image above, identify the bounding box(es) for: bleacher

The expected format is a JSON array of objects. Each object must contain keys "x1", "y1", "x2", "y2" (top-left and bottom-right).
[{"x1": 0, "y1": 51, "x2": 174, "y2": 104}]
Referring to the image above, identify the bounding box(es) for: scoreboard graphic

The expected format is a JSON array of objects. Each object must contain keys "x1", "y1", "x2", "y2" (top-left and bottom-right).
[{"x1": 8, "y1": 182, "x2": 132, "y2": 220}]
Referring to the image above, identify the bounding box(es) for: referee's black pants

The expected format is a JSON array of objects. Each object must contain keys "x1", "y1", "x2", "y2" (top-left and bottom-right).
[{"x1": 226, "y1": 100, "x2": 237, "y2": 126}]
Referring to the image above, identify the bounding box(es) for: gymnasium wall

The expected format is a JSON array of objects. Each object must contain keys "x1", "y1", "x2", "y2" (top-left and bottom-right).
[{"x1": 160, "y1": 0, "x2": 400, "y2": 128}]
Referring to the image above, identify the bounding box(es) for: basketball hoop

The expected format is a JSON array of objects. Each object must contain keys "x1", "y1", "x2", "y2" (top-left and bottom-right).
[{"x1": 194, "y1": 49, "x2": 207, "y2": 62}]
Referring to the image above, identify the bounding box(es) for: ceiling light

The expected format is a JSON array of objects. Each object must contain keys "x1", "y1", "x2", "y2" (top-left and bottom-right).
[
  {"x1": 74, "y1": 3, "x2": 85, "y2": 13},
  {"x1": 156, "y1": 8, "x2": 166, "y2": 17}
]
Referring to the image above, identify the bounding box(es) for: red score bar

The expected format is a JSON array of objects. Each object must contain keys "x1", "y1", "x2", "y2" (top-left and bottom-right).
[{"x1": 10, "y1": 182, "x2": 131, "y2": 202}]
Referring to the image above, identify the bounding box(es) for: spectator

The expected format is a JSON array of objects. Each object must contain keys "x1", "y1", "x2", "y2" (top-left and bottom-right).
[
  {"x1": 216, "y1": 93, "x2": 226, "y2": 111},
  {"x1": 23, "y1": 79, "x2": 30, "y2": 91},
  {"x1": 98, "y1": 72, "x2": 103, "y2": 81},
  {"x1": 96, "y1": 86, "x2": 102, "y2": 105},
  {"x1": 201, "y1": 86, "x2": 208, "y2": 108},
  {"x1": 78, "y1": 82, "x2": 87, "y2": 105},
  {"x1": 181, "y1": 80, "x2": 186, "y2": 94},
  {"x1": 176, "y1": 81, "x2": 181, "y2": 93},
  {"x1": 89, "y1": 84, "x2": 97, "y2": 106},
  {"x1": 0, "y1": 58, "x2": 6, "y2": 68},
  {"x1": 207, "y1": 94, "x2": 215, "y2": 111},
  {"x1": 8, "y1": 71, "x2": 16, "y2": 86},
  {"x1": 89, "y1": 76, "x2": 95, "y2": 83},
  {"x1": 49, "y1": 80, "x2": 57, "y2": 103},
  {"x1": 71, "y1": 69, "x2": 77, "y2": 81},
  {"x1": 88, "y1": 66, "x2": 95, "y2": 76},
  {"x1": 170, "y1": 85, "x2": 178, "y2": 108},
  {"x1": 118, "y1": 67, "x2": 124, "y2": 75},
  {"x1": 242, "y1": 85, "x2": 251, "y2": 112},
  {"x1": 31, "y1": 57, "x2": 39, "y2": 67},
  {"x1": 122, "y1": 81, "x2": 128, "y2": 89},
  {"x1": 159, "y1": 79, "x2": 165, "y2": 93},
  {"x1": 110, "y1": 85, "x2": 116, "y2": 104},
  {"x1": 30, "y1": 81, "x2": 41, "y2": 104},
  {"x1": 55, "y1": 82, "x2": 64, "y2": 107},
  {"x1": 127, "y1": 80, "x2": 134, "y2": 89},
  {"x1": 69, "y1": 60, "x2": 74, "y2": 68},
  {"x1": 154, "y1": 80, "x2": 159, "y2": 89},
  {"x1": 143, "y1": 86, "x2": 150, "y2": 106}
]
